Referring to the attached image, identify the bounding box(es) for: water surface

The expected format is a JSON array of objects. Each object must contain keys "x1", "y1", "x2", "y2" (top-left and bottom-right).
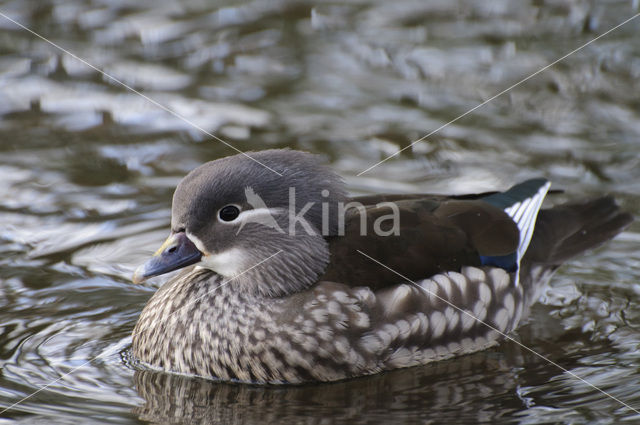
[{"x1": 1, "y1": 0, "x2": 639, "y2": 423}]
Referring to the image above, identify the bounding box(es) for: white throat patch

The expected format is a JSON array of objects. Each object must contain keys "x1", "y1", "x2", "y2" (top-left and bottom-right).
[
  {"x1": 198, "y1": 248, "x2": 248, "y2": 277},
  {"x1": 186, "y1": 232, "x2": 248, "y2": 277}
]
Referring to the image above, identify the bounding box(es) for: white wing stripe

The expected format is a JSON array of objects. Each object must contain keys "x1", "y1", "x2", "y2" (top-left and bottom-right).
[
  {"x1": 513, "y1": 198, "x2": 532, "y2": 223},
  {"x1": 505, "y1": 202, "x2": 521, "y2": 217},
  {"x1": 503, "y1": 181, "x2": 552, "y2": 280},
  {"x1": 518, "y1": 199, "x2": 539, "y2": 260}
]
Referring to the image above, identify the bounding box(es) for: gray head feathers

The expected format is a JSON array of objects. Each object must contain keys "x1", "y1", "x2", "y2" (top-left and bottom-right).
[
  {"x1": 169, "y1": 149, "x2": 347, "y2": 297},
  {"x1": 172, "y1": 149, "x2": 347, "y2": 236}
]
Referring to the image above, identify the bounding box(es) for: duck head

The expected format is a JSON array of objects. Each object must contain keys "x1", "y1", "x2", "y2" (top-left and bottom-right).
[{"x1": 133, "y1": 149, "x2": 347, "y2": 297}]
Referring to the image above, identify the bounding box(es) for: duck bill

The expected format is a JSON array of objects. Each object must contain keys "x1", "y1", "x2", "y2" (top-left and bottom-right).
[{"x1": 132, "y1": 232, "x2": 202, "y2": 283}]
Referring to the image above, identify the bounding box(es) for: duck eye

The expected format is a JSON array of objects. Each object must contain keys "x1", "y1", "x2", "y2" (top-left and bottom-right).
[{"x1": 219, "y1": 205, "x2": 240, "y2": 222}]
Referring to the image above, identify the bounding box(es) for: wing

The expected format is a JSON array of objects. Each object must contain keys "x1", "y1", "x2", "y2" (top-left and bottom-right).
[
  {"x1": 321, "y1": 196, "x2": 519, "y2": 291},
  {"x1": 321, "y1": 179, "x2": 550, "y2": 291}
]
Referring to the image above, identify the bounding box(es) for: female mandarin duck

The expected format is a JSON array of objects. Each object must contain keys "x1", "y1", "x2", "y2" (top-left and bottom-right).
[{"x1": 132, "y1": 149, "x2": 632, "y2": 384}]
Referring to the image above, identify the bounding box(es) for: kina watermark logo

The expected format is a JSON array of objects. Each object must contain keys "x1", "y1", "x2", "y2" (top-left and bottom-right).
[{"x1": 234, "y1": 187, "x2": 400, "y2": 237}]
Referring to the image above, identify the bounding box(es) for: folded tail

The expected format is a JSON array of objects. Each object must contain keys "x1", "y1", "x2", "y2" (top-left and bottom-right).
[{"x1": 524, "y1": 195, "x2": 633, "y2": 267}]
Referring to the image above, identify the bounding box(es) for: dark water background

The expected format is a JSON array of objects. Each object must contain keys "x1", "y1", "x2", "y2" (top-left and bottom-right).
[{"x1": 1, "y1": 0, "x2": 639, "y2": 423}]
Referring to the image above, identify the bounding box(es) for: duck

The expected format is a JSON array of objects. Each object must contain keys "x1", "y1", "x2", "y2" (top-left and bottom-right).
[{"x1": 131, "y1": 149, "x2": 633, "y2": 384}]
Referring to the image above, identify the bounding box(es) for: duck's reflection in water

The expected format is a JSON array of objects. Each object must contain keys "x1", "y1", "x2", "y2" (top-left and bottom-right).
[{"x1": 132, "y1": 346, "x2": 545, "y2": 424}]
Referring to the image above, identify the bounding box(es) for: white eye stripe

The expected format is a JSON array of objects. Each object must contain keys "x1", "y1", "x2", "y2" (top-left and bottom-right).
[
  {"x1": 217, "y1": 207, "x2": 289, "y2": 236},
  {"x1": 217, "y1": 207, "x2": 287, "y2": 224}
]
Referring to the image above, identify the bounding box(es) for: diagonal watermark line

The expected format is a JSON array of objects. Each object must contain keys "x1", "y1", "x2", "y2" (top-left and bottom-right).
[
  {"x1": 356, "y1": 249, "x2": 640, "y2": 416},
  {"x1": 358, "y1": 12, "x2": 640, "y2": 176},
  {"x1": 0, "y1": 11, "x2": 283, "y2": 177},
  {"x1": 0, "y1": 250, "x2": 282, "y2": 415}
]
